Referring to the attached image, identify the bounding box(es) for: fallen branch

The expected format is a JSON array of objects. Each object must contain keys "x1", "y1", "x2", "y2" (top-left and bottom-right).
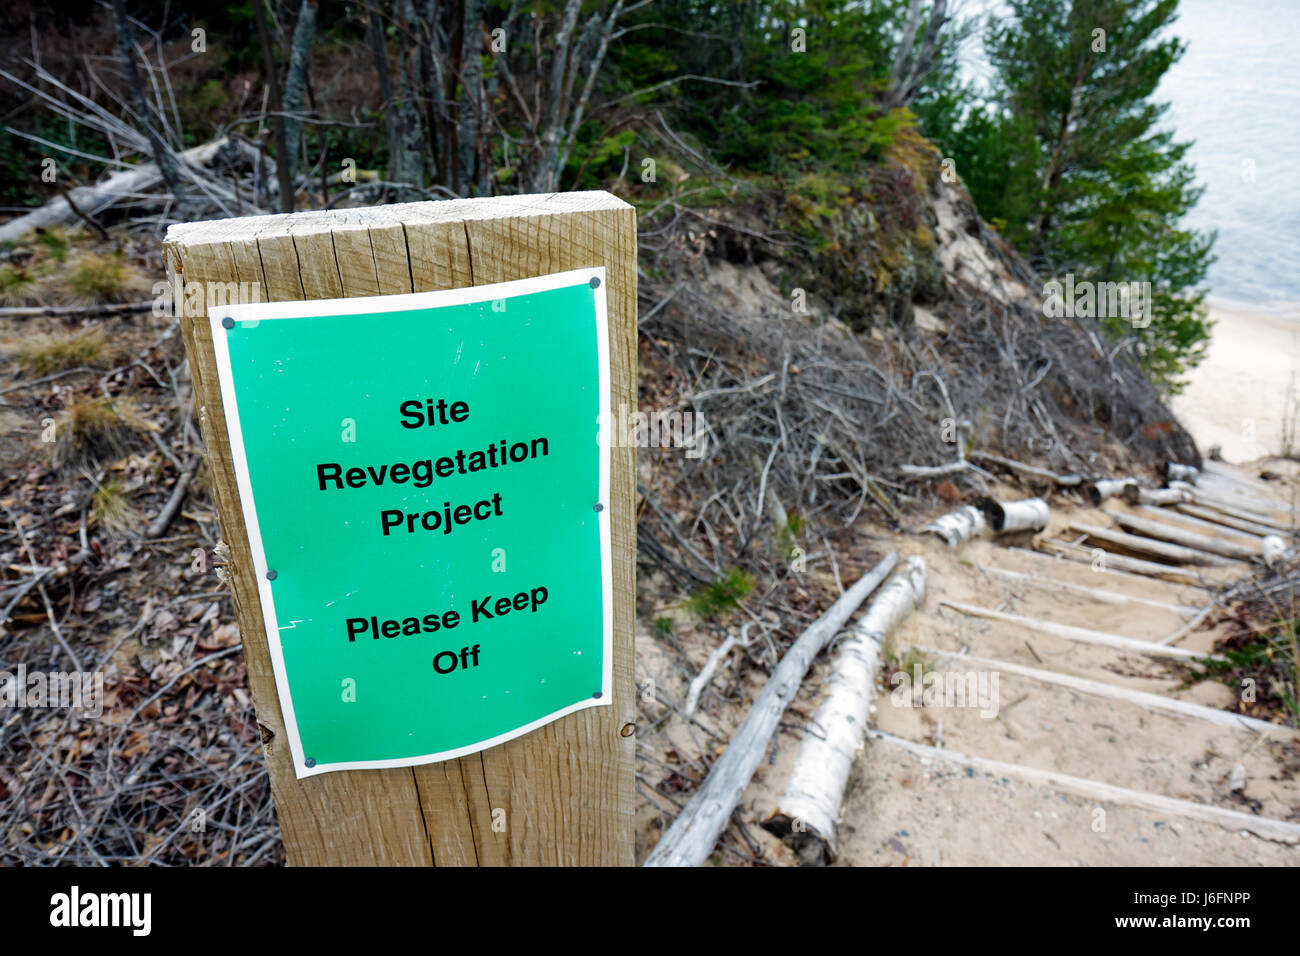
[
  {"x1": 0, "y1": 301, "x2": 155, "y2": 319},
  {"x1": 643, "y1": 551, "x2": 900, "y2": 867},
  {"x1": 145, "y1": 454, "x2": 201, "y2": 539},
  {"x1": 939, "y1": 600, "x2": 1224, "y2": 662},
  {"x1": 968, "y1": 451, "x2": 1082, "y2": 487},
  {"x1": 765, "y1": 557, "x2": 926, "y2": 863}
]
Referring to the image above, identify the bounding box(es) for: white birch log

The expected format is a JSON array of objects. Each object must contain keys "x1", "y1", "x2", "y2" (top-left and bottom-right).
[
  {"x1": 1108, "y1": 512, "x2": 1264, "y2": 561},
  {"x1": 643, "y1": 552, "x2": 900, "y2": 867},
  {"x1": 1036, "y1": 539, "x2": 1210, "y2": 587},
  {"x1": 1165, "y1": 462, "x2": 1200, "y2": 483},
  {"x1": 939, "y1": 600, "x2": 1226, "y2": 662},
  {"x1": 978, "y1": 496, "x2": 1049, "y2": 534},
  {"x1": 766, "y1": 558, "x2": 927, "y2": 862},
  {"x1": 1083, "y1": 478, "x2": 1137, "y2": 507},
  {"x1": 921, "y1": 505, "x2": 986, "y2": 548},
  {"x1": 1068, "y1": 521, "x2": 1242, "y2": 567},
  {"x1": 1122, "y1": 485, "x2": 1192, "y2": 507},
  {"x1": 0, "y1": 138, "x2": 263, "y2": 243},
  {"x1": 869, "y1": 731, "x2": 1300, "y2": 844}
]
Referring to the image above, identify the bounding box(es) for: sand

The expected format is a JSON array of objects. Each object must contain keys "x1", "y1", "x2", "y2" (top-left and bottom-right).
[{"x1": 1171, "y1": 296, "x2": 1300, "y2": 462}]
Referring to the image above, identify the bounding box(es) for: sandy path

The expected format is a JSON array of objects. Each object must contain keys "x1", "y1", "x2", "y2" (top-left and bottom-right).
[{"x1": 637, "y1": 461, "x2": 1300, "y2": 866}]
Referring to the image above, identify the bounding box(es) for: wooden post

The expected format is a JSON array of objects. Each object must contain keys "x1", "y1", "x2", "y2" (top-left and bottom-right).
[{"x1": 164, "y1": 192, "x2": 637, "y2": 865}]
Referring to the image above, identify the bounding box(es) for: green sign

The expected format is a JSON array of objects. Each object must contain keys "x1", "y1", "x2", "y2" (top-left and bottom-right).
[{"x1": 209, "y1": 268, "x2": 611, "y2": 777}]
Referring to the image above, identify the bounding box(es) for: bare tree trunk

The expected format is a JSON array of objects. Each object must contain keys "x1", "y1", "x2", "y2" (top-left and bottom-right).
[
  {"x1": 283, "y1": 0, "x2": 318, "y2": 189},
  {"x1": 396, "y1": 0, "x2": 428, "y2": 189},
  {"x1": 456, "y1": 0, "x2": 486, "y2": 195},
  {"x1": 366, "y1": 1, "x2": 404, "y2": 187},
  {"x1": 109, "y1": 0, "x2": 189, "y2": 211},
  {"x1": 887, "y1": 0, "x2": 948, "y2": 107},
  {"x1": 253, "y1": 0, "x2": 296, "y2": 212}
]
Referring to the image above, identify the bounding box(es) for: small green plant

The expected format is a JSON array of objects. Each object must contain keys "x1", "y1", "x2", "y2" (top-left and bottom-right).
[
  {"x1": 686, "y1": 568, "x2": 755, "y2": 621},
  {"x1": 775, "y1": 512, "x2": 806, "y2": 552},
  {"x1": 653, "y1": 616, "x2": 674, "y2": 636},
  {"x1": 92, "y1": 475, "x2": 140, "y2": 533},
  {"x1": 32, "y1": 226, "x2": 69, "y2": 262},
  {"x1": 67, "y1": 253, "x2": 129, "y2": 303}
]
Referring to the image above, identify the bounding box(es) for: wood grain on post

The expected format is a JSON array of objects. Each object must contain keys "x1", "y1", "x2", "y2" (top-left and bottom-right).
[{"x1": 164, "y1": 192, "x2": 637, "y2": 865}]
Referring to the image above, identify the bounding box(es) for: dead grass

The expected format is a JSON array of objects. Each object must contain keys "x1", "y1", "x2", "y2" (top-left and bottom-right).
[
  {"x1": 0, "y1": 264, "x2": 41, "y2": 306},
  {"x1": 52, "y1": 395, "x2": 150, "y2": 471},
  {"x1": 66, "y1": 253, "x2": 131, "y2": 303},
  {"x1": 16, "y1": 329, "x2": 110, "y2": 376}
]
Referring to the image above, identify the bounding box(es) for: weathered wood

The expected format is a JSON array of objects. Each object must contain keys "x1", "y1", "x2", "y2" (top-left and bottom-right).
[
  {"x1": 643, "y1": 552, "x2": 900, "y2": 867},
  {"x1": 911, "y1": 644, "x2": 1296, "y2": 737},
  {"x1": 1134, "y1": 505, "x2": 1267, "y2": 546},
  {"x1": 684, "y1": 624, "x2": 753, "y2": 717},
  {"x1": 983, "y1": 566, "x2": 1199, "y2": 617},
  {"x1": 165, "y1": 191, "x2": 638, "y2": 866},
  {"x1": 939, "y1": 600, "x2": 1225, "y2": 662},
  {"x1": 0, "y1": 138, "x2": 265, "y2": 243},
  {"x1": 1036, "y1": 539, "x2": 1210, "y2": 587},
  {"x1": 1068, "y1": 521, "x2": 1241, "y2": 567},
  {"x1": 1175, "y1": 503, "x2": 1290, "y2": 538},
  {"x1": 1108, "y1": 511, "x2": 1263, "y2": 562},
  {"x1": 766, "y1": 558, "x2": 926, "y2": 862},
  {"x1": 967, "y1": 450, "x2": 1082, "y2": 486},
  {"x1": 870, "y1": 731, "x2": 1300, "y2": 844}
]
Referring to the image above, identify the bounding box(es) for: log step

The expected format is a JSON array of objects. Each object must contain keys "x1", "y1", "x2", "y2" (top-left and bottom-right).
[{"x1": 869, "y1": 731, "x2": 1300, "y2": 844}]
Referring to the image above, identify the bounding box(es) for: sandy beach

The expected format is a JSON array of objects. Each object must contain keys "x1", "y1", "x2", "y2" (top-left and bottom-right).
[{"x1": 1170, "y1": 296, "x2": 1300, "y2": 462}]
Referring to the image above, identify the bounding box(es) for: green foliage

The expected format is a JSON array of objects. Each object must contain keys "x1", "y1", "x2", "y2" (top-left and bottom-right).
[
  {"x1": 919, "y1": 0, "x2": 1215, "y2": 392},
  {"x1": 686, "y1": 568, "x2": 756, "y2": 620},
  {"x1": 608, "y1": 0, "x2": 906, "y2": 176}
]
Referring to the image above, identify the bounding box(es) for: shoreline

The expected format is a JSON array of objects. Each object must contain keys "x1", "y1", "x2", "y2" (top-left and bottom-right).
[{"x1": 1170, "y1": 295, "x2": 1300, "y2": 463}]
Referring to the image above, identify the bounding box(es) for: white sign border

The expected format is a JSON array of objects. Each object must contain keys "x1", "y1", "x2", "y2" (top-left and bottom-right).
[{"x1": 208, "y1": 267, "x2": 612, "y2": 779}]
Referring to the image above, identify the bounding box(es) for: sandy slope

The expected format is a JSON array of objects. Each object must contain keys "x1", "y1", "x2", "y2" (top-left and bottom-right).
[{"x1": 636, "y1": 462, "x2": 1300, "y2": 866}]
